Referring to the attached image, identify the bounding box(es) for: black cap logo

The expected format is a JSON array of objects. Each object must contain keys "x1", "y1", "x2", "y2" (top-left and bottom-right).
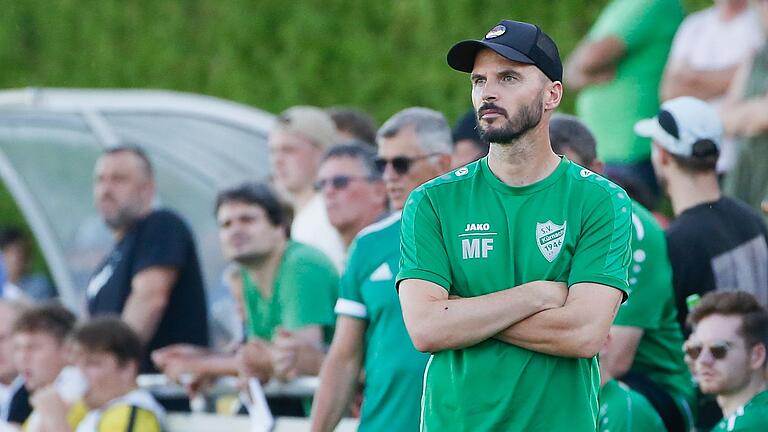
[{"x1": 485, "y1": 25, "x2": 506, "y2": 39}]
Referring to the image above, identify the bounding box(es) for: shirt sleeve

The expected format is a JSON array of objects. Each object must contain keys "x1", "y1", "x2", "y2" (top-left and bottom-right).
[
  {"x1": 588, "y1": 0, "x2": 671, "y2": 51},
  {"x1": 396, "y1": 187, "x2": 452, "y2": 292},
  {"x1": 568, "y1": 186, "x2": 632, "y2": 297},
  {"x1": 279, "y1": 246, "x2": 339, "y2": 330},
  {"x1": 132, "y1": 211, "x2": 191, "y2": 274},
  {"x1": 613, "y1": 206, "x2": 671, "y2": 329},
  {"x1": 334, "y1": 239, "x2": 368, "y2": 320}
]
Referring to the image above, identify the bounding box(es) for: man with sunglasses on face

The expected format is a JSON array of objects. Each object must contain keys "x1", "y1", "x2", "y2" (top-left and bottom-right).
[
  {"x1": 397, "y1": 21, "x2": 633, "y2": 431},
  {"x1": 315, "y1": 142, "x2": 387, "y2": 249},
  {"x1": 311, "y1": 108, "x2": 451, "y2": 432},
  {"x1": 686, "y1": 291, "x2": 768, "y2": 431}
]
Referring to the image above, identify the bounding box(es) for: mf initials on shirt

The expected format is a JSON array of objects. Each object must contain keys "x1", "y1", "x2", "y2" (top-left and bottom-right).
[{"x1": 462, "y1": 237, "x2": 494, "y2": 259}]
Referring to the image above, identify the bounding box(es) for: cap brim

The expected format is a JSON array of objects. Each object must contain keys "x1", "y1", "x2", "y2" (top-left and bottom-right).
[
  {"x1": 634, "y1": 118, "x2": 661, "y2": 139},
  {"x1": 447, "y1": 40, "x2": 535, "y2": 73}
]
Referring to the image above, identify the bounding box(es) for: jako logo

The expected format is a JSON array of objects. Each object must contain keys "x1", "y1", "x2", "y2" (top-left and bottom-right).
[
  {"x1": 462, "y1": 238, "x2": 494, "y2": 259},
  {"x1": 465, "y1": 223, "x2": 490, "y2": 231}
]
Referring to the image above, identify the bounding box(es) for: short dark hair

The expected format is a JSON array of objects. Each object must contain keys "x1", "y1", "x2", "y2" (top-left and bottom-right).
[
  {"x1": 214, "y1": 182, "x2": 286, "y2": 226},
  {"x1": 452, "y1": 109, "x2": 487, "y2": 151},
  {"x1": 668, "y1": 144, "x2": 719, "y2": 174},
  {"x1": 549, "y1": 113, "x2": 597, "y2": 167},
  {"x1": 689, "y1": 291, "x2": 768, "y2": 350},
  {"x1": 321, "y1": 141, "x2": 382, "y2": 180},
  {"x1": 103, "y1": 144, "x2": 154, "y2": 178},
  {"x1": 13, "y1": 303, "x2": 76, "y2": 342},
  {"x1": 326, "y1": 107, "x2": 377, "y2": 146},
  {"x1": 0, "y1": 227, "x2": 28, "y2": 250},
  {"x1": 70, "y1": 317, "x2": 143, "y2": 367}
]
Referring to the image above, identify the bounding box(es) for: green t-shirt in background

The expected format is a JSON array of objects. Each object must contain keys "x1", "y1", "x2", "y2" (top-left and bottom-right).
[
  {"x1": 335, "y1": 213, "x2": 429, "y2": 432},
  {"x1": 599, "y1": 379, "x2": 666, "y2": 432},
  {"x1": 397, "y1": 157, "x2": 632, "y2": 431},
  {"x1": 711, "y1": 390, "x2": 768, "y2": 432},
  {"x1": 241, "y1": 240, "x2": 338, "y2": 343},
  {"x1": 614, "y1": 201, "x2": 695, "y2": 408},
  {"x1": 576, "y1": 0, "x2": 683, "y2": 164}
]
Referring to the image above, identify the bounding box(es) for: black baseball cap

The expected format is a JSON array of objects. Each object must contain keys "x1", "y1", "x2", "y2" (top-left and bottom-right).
[{"x1": 447, "y1": 20, "x2": 562, "y2": 82}]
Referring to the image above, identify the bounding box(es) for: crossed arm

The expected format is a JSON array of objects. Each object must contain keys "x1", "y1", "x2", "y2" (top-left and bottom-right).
[
  {"x1": 565, "y1": 36, "x2": 626, "y2": 91},
  {"x1": 399, "y1": 279, "x2": 622, "y2": 358}
]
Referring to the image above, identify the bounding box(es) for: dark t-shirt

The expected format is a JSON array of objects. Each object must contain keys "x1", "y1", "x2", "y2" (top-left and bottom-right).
[
  {"x1": 6, "y1": 380, "x2": 31, "y2": 424},
  {"x1": 87, "y1": 209, "x2": 209, "y2": 372},
  {"x1": 666, "y1": 197, "x2": 768, "y2": 333}
]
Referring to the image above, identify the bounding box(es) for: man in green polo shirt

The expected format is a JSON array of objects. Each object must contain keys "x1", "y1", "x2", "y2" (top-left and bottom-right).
[
  {"x1": 311, "y1": 108, "x2": 452, "y2": 432},
  {"x1": 567, "y1": 0, "x2": 683, "y2": 199},
  {"x1": 152, "y1": 182, "x2": 338, "y2": 386},
  {"x1": 549, "y1": 113, "x2": 696, "y2": 431},
  {"x1": 687, "y1": 291, "x2": 768, "y2": 432},
  {"x1": 397, "y1": 20, "x2": 632, "y2": 431}
]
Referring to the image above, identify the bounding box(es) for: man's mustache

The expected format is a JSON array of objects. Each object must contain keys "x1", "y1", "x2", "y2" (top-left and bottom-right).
[{"x1": 477, "y1": 103, "x2": 508, "y2": 120}]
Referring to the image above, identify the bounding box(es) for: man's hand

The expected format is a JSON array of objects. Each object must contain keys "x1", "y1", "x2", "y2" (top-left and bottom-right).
[
  {"x1": 237, "y1": 339, "x2": 273, "y2": 384},
  {"x1": 151, "y1": 343, "x2": 211, "y2": 382},
  {"x1": 271, "y1": 328, "x2": 325, "y2": 382},
  {"x1": 30, "y1": 386, "x2": 72, "y2": 432}
]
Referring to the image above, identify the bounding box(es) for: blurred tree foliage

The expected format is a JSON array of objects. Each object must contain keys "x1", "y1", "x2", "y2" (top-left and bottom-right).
[{"x1": 0, "y1": 0, "x2": 710, "y2": 124}]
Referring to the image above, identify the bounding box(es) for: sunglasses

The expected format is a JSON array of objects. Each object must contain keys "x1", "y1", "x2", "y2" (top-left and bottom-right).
[
  {"x1": 683, "y1": 341, "x2": 731, "y2": 361},
  {"x1": 374, "y1": 154, "x2": 439, "y2": 175},
  {"x1": 313, "y1": 175, "x2": 372, "y2": 192}
]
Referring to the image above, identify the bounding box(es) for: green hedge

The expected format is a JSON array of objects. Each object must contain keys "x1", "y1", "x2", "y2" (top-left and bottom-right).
[{"x1": 0, "y1": 0, "x2": 709, "y2": 123}]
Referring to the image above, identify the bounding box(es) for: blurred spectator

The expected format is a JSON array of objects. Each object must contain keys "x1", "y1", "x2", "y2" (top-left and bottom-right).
[
  {"x1": 550, "y1": 113, "x2": 694, "y2": 432},
  {"x1": 311, "y1": 108, "x2": 450, "y2": 432},
  {"x1": 686, "y1": 291, "x2": 768, "y2": 431},
  {"x1": 88, "y1": 145, "x2": 209, "y2": 373},
  {"x1": 567, "y1": 0, "x2": 683, "y2": 203},
  {"x1": 661, "y1": 0, "x2": 764, "y2": 173},
  {"x1": 598, "y1": 334, "x2": 665, "y2": 432},
  {"x1": 270, "y1": 106, "x2": 346, "y2": 272},
  {"x1": 11, "y1": 304, "x2": 76, "y2": 427},
  {"x1": 315, "y1": 142, "x2": 387, "y2": 248},
  {"x1": 635, "y1": 97, "x2": 768, "y2": 334},
  {"x1": 721, "y1": 1, "x2": 768, "y2": 224},
  {"x1": 0, "y1": 300, "x2": 26, "y2": 424},
  {"x1": 29, "y1": 317, "x2": 165, "y2": 432},
  {"x1": 326, "y1": 107, "x2": 378, "y2": 147},
  {"x1": 153, "y1": 183, "x2": 337, "y2": 388},
  {"x1": 0, "y1": 228, "x2": 55, "y2": 301},
  {"x1": 450, "y1": 109, "x2": 488, "y2": 168}
]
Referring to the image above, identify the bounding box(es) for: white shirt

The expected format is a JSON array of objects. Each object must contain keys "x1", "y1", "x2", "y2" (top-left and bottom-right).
[
  {"x1": 669, "y1": 6, "x2": 765, "y2": 172},
  {"x1": 290, "y1": 194, "x2": 346, "y2": 273}
]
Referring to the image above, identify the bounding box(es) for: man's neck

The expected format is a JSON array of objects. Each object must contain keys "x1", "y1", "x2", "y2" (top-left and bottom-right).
[
  {"x1": 487, "y1": 125, "x2": 561, "y2": 187},
  {"x1": 718, "y1": 0, "x2": 748, "y2": 21},
  {"x1": 290, "y1": 187, "x2": 317, "y2": 213},
  {"x1": 718, "y1": 376, "x2": 767, "y2": 417},
  {"x1": 89, "y1": 383, "x2": 138, "y2": 410},
  {"x1": 244, "y1": 238, "x2": 287, "y2": 298},
  {"x1": 339, "y1": 208, "x2": 387, "y2": 247},
  {"x1": 667, "y1": 172, "x2": 721, "y2": 216},
  {"x1": 111, "y1": 208, "x2": 152, "y2": 241}
]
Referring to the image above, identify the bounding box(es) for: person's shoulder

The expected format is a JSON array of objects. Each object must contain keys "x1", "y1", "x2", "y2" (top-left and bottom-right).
[
  {"x1": 284, "y1": 241, "x2": 337, "y2": 271},
  {"x1": 680, "y1": 6, "x2": 715, "y2": 28},
  {"x1": 98, "y1": 404, "x2": 162, "y2": 432},
  {"x1": 564, "y1": 161, "x2": 630, "y2": 207},
  {"x1": 410, "y1": 159, "x2": 483, "y2": 199},
  {"x1": 355, "y1": 212, "x2": 401, "y2": 241}
]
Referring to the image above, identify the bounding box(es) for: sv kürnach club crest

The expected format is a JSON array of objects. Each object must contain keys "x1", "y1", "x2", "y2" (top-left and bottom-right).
[{"x1": 536, "y1": 220, "x2": 567, "y2": 263}]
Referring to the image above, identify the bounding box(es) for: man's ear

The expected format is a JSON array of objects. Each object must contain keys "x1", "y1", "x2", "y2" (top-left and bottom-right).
[
  {"x1": 750, "y1": 343, "x2": 766, "y2": 370},
  {"x1": 543, "y1": 80, "x2": 563, "y2": 111}
]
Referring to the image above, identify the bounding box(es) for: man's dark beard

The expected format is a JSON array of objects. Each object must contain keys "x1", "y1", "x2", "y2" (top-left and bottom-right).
[{"x1": 478, "y1": 96, "x2": 544, "y2": 145}]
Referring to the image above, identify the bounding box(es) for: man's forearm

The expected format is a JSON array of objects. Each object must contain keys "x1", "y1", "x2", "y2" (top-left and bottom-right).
[
  {"x1": 310, "y1": 353, "x2": 362, "y2": 432},
  {"x1": 495, "y1": 284, "x2": 622, "y2": 358},
  {"x1": 122, "y1": 296, "x2": 167, "y2": 343},
  {"x1": 662, "y1": 66, "x2": 737, "y2": 101},
  {"x1": 400, "y1": 280, "x2": 564, "y2": 353}
]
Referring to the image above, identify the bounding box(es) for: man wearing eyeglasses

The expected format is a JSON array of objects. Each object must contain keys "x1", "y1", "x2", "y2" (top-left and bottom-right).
[
  {"x1": 314, "y1": 142, "x2": 387, "y2": 249},
  {"x1": 311, "y1": 107, "x2": 452, "y2": 432},
  {"x1": 397, "y1": 20, "x2": 633, "y2": 431},
  {"x1": 686, "y1": 291, "x2": 768, "y2": 431}
]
